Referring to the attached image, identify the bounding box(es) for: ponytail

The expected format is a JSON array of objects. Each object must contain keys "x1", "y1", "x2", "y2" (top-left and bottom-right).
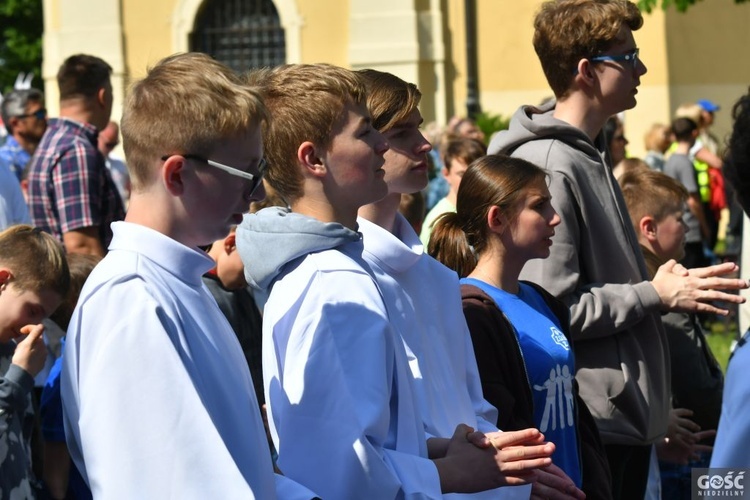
[{"x1": 428, "y1": 211, "x2": 477, "y2": 278}]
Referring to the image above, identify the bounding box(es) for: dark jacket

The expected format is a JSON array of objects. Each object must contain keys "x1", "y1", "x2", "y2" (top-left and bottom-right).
[
  {"x1": 641, "y1": 246, "x2": 724, "y2": 438},
  {"x1": 461, "y1": 281, "x2": 612, "y2": 500}
]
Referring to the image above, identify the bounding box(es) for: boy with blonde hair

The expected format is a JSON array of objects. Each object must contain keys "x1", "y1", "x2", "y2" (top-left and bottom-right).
[
  {"x1": 0, "y1": 224, "x2": 69, "y2": 497},
  {"x1": 60, "y1": 53, "x2": 315, "y2": 498},
  {"x1": 619, "y1": 168, "x2": 723, "y2": 497},
  {"x1": 237, "y1": 64, "x2": 553, "y2": 499}
]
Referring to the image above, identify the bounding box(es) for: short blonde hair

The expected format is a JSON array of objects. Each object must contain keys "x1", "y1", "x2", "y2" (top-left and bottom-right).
[
  {"x1": 249, "y1": 64, "x2": 367, "y2": 204},
  {"x1": 612, "y1": 157, "x2": 649, "y2": 180},
  {"x1": 0, "y1": 225, "x2": 70, "y2": 296},
  {"x1": 644, "y1": 123, "x2": 669, "y2": 152},
  {"x1": 121, "y1": 53, "x2": 268, "y2": 191},
  {"x1": 674, "y1": 103, "x2": 704, "y2": 126}
]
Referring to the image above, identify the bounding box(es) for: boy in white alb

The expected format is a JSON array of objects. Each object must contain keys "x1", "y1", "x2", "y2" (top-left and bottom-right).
[
  {"x1": 237, "y1": 64, "x2": 554, "y2": 500},
  {"x1": 356, "y1": 69, "x2": 577, "y2": 500},
  {"x1": 60, "y1": 53, "x2": 316, "y2": 499}
]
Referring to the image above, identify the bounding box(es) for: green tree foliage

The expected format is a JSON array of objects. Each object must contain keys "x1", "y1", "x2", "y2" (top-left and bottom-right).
[
  {"x1": 638, "y1": 0, "x2": 748, "y2": 13},
  {"x1": 0, "y1": 0, "x2": 43, "y2": 95},
  {"x1": 474, "y1": 111, "x2": 510, "y2": 145}
]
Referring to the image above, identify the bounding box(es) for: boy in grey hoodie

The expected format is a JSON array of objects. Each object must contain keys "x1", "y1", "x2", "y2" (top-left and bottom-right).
[
  {"x1": 236, "y1": 64, "x2": 553, "y2": 500},
  {"x1": 488, "y1": 1, "x2": 747, "y2": 498}
]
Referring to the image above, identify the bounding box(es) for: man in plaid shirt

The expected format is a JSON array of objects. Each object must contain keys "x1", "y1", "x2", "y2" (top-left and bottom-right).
[{"x1": 27, "y1": 54, "x2": 125, "y2": 257}]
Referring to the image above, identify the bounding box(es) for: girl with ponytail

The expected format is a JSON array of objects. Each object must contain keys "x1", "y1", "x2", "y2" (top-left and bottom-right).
[{"x1": 430, "y1": 154, "x2": 612, "y2": 499}]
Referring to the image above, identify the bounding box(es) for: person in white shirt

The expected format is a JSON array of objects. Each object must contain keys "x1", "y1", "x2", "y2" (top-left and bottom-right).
[
  {"x1": 60, "y1": 53, "x2": 316, "y2": 499},
  {"x1": 357, "y1": 68, "x2": 582, "y2": 500},
  {"x1": 237, "y1": 64, "x2": 554, "y2": 500}
]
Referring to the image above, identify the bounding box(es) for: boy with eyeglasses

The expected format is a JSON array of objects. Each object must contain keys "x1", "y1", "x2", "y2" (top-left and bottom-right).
[
  {"x1": 60, "y1": 52, "x2": 317, "y2": 499},
  {"x1": 489, "y1": 1, "x2": 747, "y2": 498}
]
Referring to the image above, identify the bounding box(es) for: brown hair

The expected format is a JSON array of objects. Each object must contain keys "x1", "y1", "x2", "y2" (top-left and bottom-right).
[
  {"x1": 249, "y1": 64, "x2": 367, "y2": 204},
  {"x1": 671, "y1": 117, "x2": 698, "y2": 142},
  {"x1": 618, "y1": 168, "x2": 688, "y2": 236},
  {"x1": 57, "y1": 54, "x2": 113, "y2": 101},
  {"x1": 0, "y1": 225, "x2": 70, "y2": 296},
  {"x1": 442, "y1": 137, "x2": 487, "y2": 171},
  {"x1": 49, "y1": 253, "x2": 101, "y2": 330},
  {"x1": 533, "y1": 0, "x2": 643, "y2": 98},
  {"x1": 428, "y1": 155, "x2": 547, "y2": 277},
  {"x1": 121, "y1": 52, "x2": 268, "y2": 192},
  {"x1": 358, "y1": 69, "x2": 421, "y2": 133}
]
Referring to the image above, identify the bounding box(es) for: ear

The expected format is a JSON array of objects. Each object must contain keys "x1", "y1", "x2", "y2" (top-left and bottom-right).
[
  {"x1": 223, "y1": 233, "x2": 237, "y2": 254},
  {"x1": 486, "y1": 205, "x2": 506, "y2": 235},
  {"x1": 297, "y1": 141, "x2": 326, "y2": 178},
  {"x1": 639, "y1": 215, "x2": 658, "y2": 242},
  {"x1": 161, "y1": 155, "x2": 186, "y2": 196},
  {"x1": 0, "y1": 269, "x2": 13, "y2": 291},
  {"x1": 575, "y1": 59, "x2": 597, "y2": 88},
  {"x1": 97, "y1": 87, "x2": 107, "y2": 108},
  {"x1": 8, "y1": 116, "x2": 20, "y2": 130},
  {"x1": 441, "y1": 166, "x2": 450, "y2": 179}
]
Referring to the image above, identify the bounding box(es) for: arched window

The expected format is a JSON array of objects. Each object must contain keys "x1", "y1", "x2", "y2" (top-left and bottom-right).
[{"x1": 190, "y1": 0, "x2": 286, "y2": 71}]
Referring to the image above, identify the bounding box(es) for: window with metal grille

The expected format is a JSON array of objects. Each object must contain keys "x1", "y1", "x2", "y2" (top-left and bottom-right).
[{"x1": 190, "y1": 0, "x2": 286, "y2": 72}]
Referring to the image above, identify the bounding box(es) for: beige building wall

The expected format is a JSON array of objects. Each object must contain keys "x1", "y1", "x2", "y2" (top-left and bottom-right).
[
  {"x1": 42, "y1": 0, "x2": 749, "y2": 160},
  {"x1": 42, "y1": 0, "x2": 126, "y2": 121},
  {"x1": 460, "y1": 0, "x2": 750, "y2": 158},
  {"x1": 663, "y1": 0, "x2": 750, "y2": 153},
  {"x1": 349, "y1": 0, "x2": 447, "y2": 125},
  {"x1": 448, "y1": 1, "x2": 672, "y2": 158}
]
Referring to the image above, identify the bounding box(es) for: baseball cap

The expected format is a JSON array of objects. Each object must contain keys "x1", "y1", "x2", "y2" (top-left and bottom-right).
[{"x1": 697, "y1": 99, "x2": 720, "y2": 112}]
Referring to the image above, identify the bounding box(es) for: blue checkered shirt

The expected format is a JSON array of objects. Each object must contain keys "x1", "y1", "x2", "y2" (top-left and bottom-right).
[{"x1": 27, "y1": 118, "x2": 125, "y2": 247}]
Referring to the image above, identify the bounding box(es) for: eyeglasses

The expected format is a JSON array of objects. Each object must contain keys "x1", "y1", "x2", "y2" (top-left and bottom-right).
[
  {"x1": 17, "y1": 108, "x2": 47, "y2": 120},
  {"x1": 588, "y1": 48, "x2": 640, "y2": 70},
  {"x1": 160, "y1": 154, "x2": 266, "y2": 194}
]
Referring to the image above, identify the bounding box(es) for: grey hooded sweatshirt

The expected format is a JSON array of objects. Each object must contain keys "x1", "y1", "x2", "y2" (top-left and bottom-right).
[
  {"x1": 236, "y1": 206, "x2": 361, "y2": 294},
  {"x1": 488, "y1": 102, "x2": 669, "y2": 446}
]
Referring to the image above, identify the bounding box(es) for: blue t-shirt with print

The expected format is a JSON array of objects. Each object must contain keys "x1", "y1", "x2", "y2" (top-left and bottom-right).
[{"x1": 462, "y1": 278, "x2": 581, "y2": 486}]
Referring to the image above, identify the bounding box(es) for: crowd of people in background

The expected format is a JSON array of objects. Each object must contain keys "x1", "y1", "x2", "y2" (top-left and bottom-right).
[{"x1": 2, "y1": 0, "x2": 750, "y2": 499}]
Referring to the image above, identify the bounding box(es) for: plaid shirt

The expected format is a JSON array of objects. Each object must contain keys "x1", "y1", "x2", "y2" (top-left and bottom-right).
[
  {"x1": 27, "y1": 118, "x2": 125, "y2": 247},
  {"x1": 0, "y1": 136, "x2": 30, "y2": 181}
]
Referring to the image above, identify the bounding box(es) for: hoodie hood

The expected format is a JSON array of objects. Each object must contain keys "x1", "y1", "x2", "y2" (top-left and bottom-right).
[
  {"x1": 236, "y1": 206, "x2": 361, "y2": 291},
  {"x1": 488, "y1": 100, "x2": 607, "y2": 163}
]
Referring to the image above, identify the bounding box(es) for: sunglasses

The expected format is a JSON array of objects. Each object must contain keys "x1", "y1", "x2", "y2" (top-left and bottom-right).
[
  {"x1": 160, "y1": 154, "x2": 266, "y2": 195},
  {"x1": 588, "y1": 48, "x2": 640, "y2": 70},
  {"x1": 573, "y1": 48, "x2": 640, "y2": 75},
  {"x1": 17, "y1": 108, "x2": 47, "y2": 120}
]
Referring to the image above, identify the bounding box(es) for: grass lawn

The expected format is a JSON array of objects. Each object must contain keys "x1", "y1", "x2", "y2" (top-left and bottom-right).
[{"x1": 704, "y1": 320, "x2": 740, "y2": 373}]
